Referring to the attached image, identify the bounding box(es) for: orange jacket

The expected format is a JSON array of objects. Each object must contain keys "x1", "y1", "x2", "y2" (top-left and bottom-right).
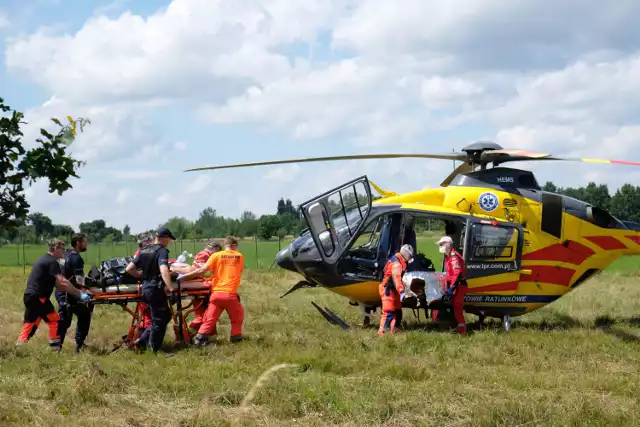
[
  {"x1": 380, "y1": 253, "x2": 407, "y2": 298},
  {"x1": 203, "y1": 249, "x2": 244, "y2": 294}
]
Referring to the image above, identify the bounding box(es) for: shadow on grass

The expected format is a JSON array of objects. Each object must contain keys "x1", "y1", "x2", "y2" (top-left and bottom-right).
[{"x1": 473, "y1": 312, "x2": 640, "y2": 342}]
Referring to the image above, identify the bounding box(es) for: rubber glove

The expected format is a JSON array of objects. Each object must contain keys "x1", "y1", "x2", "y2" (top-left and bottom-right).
[
  {"x1": 78, "y1": 292, "x2": 91, "y2": 302},
  {"x1": 447, "y1": 288, "x2": 454, "y2": 296}
]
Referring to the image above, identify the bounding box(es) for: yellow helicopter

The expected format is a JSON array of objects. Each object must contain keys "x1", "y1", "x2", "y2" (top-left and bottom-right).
[{"x1": 185, "y1": 142, "x2": 640, "y2": 331}]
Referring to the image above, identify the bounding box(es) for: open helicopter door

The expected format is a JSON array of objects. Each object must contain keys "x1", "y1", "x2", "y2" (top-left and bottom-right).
[
  {"x1": 462, "y1": 217, "x2": 525, "y2": 294},
  {"x1": 300, "y1": 176, "x2": 373, "y2": 265}
]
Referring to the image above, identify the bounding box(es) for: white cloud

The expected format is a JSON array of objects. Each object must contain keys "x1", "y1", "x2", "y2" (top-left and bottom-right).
[
  {"x1": 185, "y1": 175, "x2": 212, "y2": 194},
  {"x1": 0, "y1": 11, "x2": 9, "y2": 30},
  {"x1": 4, "y1": 0, "x2": 640, "y2": 232},
  {"x1": 173, "y1": 141, "x2": 187, "y2": 151},
  {"x1": 116, "y1": 188, "x2": 133, "y2": 204},
  {"x1": 112, "y1": 170, "x2": 167, "y2": 180}
]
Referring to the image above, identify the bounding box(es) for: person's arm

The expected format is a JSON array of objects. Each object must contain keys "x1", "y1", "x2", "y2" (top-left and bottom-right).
[
  {"x1": 158, "y1": 248, "x2": 173, "y2": 294},
  {"x1": 180, "y1": 253, "x2": 216, "y2": 281},
  {"x1": 54, "y1": 274, "x2": 83, "y2": 297},
  {"x1": 125, "y1": 253, "x2": 142, "y2": 278},
  {"x1": 391, "y1": 260, "x2": 405, "y2": 295},
  {"x1": 69, "y1": 253, "x2": 86, "y2": 288},
  {"x1": 447, "y1": 255, "x2": 464, "y2": 292}
]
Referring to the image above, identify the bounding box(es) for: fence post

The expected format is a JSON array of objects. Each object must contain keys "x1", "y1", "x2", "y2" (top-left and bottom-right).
[
  {"x1": 16, "y1": 239, "x2": 20, "y2": 267},
  {"x1": 22, "y1": 238, "x2": 26, "y2": 275},
  {"x1": 254, "y1": 236, "x2": 258, "y2": 269}
]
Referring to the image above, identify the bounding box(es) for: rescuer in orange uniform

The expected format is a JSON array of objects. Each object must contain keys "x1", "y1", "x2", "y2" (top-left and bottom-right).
[
  {"x1": 378, "y1": 244, "x2": 414, "y2": 335},
  {"x1": 177, "y1": 236, "x2": 245, "y2": 345},
  {"x1": 188, "y1": 241, "x2": 222, "y2": 331},
  {"x1": 438, "y1": 236, "x2": 468, "y2": 335}
]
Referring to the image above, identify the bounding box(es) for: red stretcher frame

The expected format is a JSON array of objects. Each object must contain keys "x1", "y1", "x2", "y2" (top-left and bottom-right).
[{"x1": 87, "y1": 278, "x2": 213, "y2": 351}]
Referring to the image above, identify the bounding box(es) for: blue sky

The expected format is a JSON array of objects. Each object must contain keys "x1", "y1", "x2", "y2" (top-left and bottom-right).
[{"x1": 2, "y1": 1, "x2": 640, "y2": 233}]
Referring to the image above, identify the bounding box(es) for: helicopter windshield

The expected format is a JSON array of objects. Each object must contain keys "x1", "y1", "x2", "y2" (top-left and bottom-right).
[{"x1": 300, "y1": 178, "x2": 372, "y2": 261}]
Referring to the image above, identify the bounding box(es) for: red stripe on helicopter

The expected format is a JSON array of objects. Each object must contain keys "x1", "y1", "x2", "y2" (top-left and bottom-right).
[
  {"x1": 471, "y1": 281, "x2": 519, "y2": 293},
  {"x1": 522, "y1": 241, "x2": 595, "y2": 265},
  {"x1": 610, "y1": 160, "x2": 640, "y2": 166},
  {"x1": 520, "y1": 266, "x2": 576, "y2": 287},
  {"x1": 625, "y1": 235, "x2": 640, "y2": 245},
  {"x1": 584, "y1": 236, "x2": 627, "y2": 250}
]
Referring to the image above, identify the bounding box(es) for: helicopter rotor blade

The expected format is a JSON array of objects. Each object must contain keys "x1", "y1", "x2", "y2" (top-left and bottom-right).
[
  {"x1": 482, "y1": 149, "x2": 640, "y2": 166},
  {"x1": 184, "y1": 153, "x2": 468, "y2": 172}
]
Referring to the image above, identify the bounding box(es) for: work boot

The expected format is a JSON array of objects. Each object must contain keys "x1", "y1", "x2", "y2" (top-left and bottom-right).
[
  {"x1": 456, "y1": 323, "x2": 467, "y2": 336},
  {"x1": 49, "y1": 338, "x2": 61, "y2": 352},
  {"x1": 193, "y1": 333, "x2": 208, "y2": 347},
  {"x1": 230, "y1": 335, "x2": 244, "y2": 343}
]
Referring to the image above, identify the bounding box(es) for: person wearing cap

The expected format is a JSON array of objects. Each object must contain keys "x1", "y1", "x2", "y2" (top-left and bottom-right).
[
  {"x1": 437, "y1": 235, "x2": 468, "y2": 335},
  {"x1": 125, "y1": 227, "x2": 176, "y2": 353},
  {"x1": 377, "y1": 244, "x2": 414, "y2": 335}
]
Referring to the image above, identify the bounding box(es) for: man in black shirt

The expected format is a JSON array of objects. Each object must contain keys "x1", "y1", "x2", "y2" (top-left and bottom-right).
[
  {"x1": 17, "y1": 239, "x2": 91, "y2": 350},
  {"x1": 56, "y1": 233, "x2": 94, "y2": 353},
  {"x1": 125, "y1": 227, "x2": 176, "y2": 353}
]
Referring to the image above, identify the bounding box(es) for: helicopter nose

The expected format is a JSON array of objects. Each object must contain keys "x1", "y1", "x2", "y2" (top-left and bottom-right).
[{"x1": 276, "y1": 246, "x2": 297, "y2": 272}]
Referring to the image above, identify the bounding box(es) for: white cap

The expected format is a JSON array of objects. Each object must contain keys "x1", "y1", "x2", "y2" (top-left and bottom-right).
[{"x1": 437, "y1": 236, "x2": 453, "y2": 245}]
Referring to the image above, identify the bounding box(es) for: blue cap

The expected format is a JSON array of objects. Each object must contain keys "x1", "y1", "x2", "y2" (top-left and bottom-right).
[{"x1": 156, "y1": 227, "x2": 176, "y2": 240}]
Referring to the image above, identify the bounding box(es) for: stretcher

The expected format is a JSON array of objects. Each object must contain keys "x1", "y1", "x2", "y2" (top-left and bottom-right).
[
  {"x1": 87, "y1": 278, "x2": 212, "y2": 351},
  {"x1": 82, "y1": 255, "x2": 213, "y2": 351}
]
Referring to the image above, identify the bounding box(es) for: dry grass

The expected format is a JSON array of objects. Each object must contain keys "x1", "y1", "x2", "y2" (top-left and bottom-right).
[{"x1": 0, "y1": 266, "x2": 639, "y2": 426}]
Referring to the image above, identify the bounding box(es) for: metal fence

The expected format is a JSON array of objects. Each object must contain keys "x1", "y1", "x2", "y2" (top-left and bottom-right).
[{"x1": 0, "y1": 236, "x2": 290, "y2": 273}]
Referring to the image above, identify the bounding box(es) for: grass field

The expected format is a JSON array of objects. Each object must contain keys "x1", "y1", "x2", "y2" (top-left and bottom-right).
[{"x1": 0, "y1": 258, "x2": 639, "y2": 426}]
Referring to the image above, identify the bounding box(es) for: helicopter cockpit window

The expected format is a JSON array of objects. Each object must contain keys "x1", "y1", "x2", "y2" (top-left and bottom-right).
[
  {"x1": 346, "y1": 216, "x2": 384, "y2": 258},
  {"x1": 305, "y1": 182, "x2": 372, "y2": 259},
  {"x1": 469, "y1": 224, "x2": 519, "y2": 261}
]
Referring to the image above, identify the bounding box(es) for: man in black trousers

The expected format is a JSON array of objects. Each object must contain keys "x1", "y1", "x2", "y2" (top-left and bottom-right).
[{"x1": 56, "y1": 232, "x2": 94, "y2": 353}]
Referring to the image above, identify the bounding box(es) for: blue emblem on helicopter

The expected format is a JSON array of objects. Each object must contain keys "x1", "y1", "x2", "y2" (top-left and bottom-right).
[{"x1": 478, "y1": 192, "x2": 499, "y2": 212}]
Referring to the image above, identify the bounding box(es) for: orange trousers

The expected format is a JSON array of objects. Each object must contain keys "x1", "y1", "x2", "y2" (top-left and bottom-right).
[
  {"x1": 17, "y1": 294, "x2": 61, "y2": 346},
  {"x1": 198, "y1": 292, "x2": 244, "y2": 337},
  {"x1": 378, "y1": 282, "x2": 402, "y2": 333},
  {"x1": 188, "y1": 297, "x2": 208, "y2": 330}
]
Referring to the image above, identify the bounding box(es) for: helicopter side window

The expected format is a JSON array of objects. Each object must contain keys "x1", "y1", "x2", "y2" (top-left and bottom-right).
[{"x1": 469, "y1": 224, "x2": 519, "y2": 262}]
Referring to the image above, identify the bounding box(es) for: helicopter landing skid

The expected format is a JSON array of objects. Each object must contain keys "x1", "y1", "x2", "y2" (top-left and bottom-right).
[
  {"x1": 311, "y1": 301, "x2": 352, "y2": 330},
  {"x1": 280, "y1": 280, "x2": 317, "y2": 298}
]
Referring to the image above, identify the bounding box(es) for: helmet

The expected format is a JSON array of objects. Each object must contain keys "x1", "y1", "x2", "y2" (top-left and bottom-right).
[
  {"x1": 437, "y1": 236, "x2": 453, "y2": 254},
  {"x1": 399, "y1": 244, "x2": 414, "y2": 262}
]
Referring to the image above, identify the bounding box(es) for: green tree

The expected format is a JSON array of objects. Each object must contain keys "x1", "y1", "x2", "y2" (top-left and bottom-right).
[
  {"x1": 27, "y1": 212, "x2": 54, "y2": 238},
  {"x1": 0, "y1": 97, "x2": 90, "y2": 231},
  {"x1": 542, "y1": 181, "x2": 558, "y2": 192},
  {"x1": 258, "y1": 214, "x2": 280, "y2": 240},
  {"x1": 163, "y1": 216, "x2": 192, "y2": 239},
  {"x1": 609, "y1": 184, "x2": 640, "y2": 222},
  {"x1": 583, "y1": 182, "x2": 611, "y2": 210}
]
